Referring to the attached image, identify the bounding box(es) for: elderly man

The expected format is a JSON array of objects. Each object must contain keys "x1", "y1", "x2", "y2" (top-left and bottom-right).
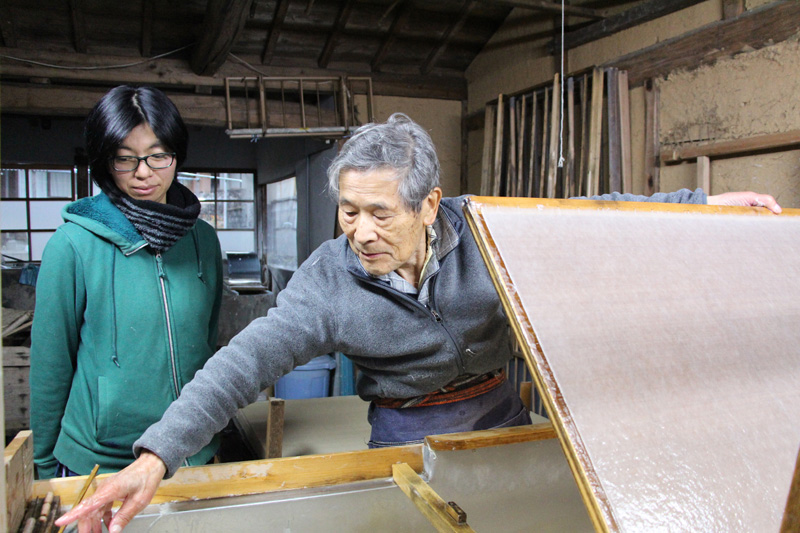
[{"x1": 57, "y1": 113, "x2": 780, "y2": 532}]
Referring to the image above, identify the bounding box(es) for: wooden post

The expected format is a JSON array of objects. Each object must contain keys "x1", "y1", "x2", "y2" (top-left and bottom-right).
[
  {"x1": 492, "y1": 95, "x2": 505, "y2": 197},
  {"x1": 265, "y1": 398, "x2": 285, "y2": 459},
  {"x1": 644, "y1": 79, "x2": 660, "y2": 196},
  {"x1": 5, "y1": 431, "x2": 33, "y2": 533},
  {"x1": 618, "y1": 70, "x2": 632, "y2": 194},
  {"x1": 538, "y1": 88, "x2": 550, "y2": 198},
  {"x1": 527, "y1": 92, "x2": 538, "y2": 198},
  {"x1": 546, "y1": 74, "x2": 561, "y2": 199},
  {"x1": 579, "y1": 74, "x2": 590, "y2": 197},
  {"x1": 461, "y1": 100, "x2": 469, "y2": 195},
  {"x1": 606, "y1": 68, "x2": 621, "y2": 194},
  {"x1": 566, "y1": 77, "x2": 576, "y2": 199},
  {"x1": 587, "y1": 68, "x2": 605, "y2": 198},
  {"x1": 696, "y1": 156, "x2": 711, "y2": 194},
  {"x1": 516, "y1": 96, "x2": 526, "y2": 198},
  {"x1": 507, "y1": 96, "x2": 517, "y2": 197},
  {"x1": 480, "y1": 105, "x2": 496, "y2": 196}
]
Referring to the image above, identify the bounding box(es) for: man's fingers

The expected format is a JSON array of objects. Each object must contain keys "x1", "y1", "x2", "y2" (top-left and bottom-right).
[{"x1": 107, "y1": 496, "x2": 150, "y2": 533}]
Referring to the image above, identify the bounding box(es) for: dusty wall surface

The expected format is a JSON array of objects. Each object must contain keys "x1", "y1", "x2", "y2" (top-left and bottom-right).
[
  {"x1": 353, "y1": 95, "x2": 463, "y2": 198},
  {"x1": 659, "y1": 36, "x2": 800, "y2": 206}
]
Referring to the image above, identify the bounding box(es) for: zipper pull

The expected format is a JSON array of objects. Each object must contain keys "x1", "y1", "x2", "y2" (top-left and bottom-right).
[
  {"x1": 111, "y1": 354, "x2": 120, "y2": 368},
  {"x1": 431, "y1": 309, "x2": 443, "y2": 323},
  {"x1": 156, "y1": 252, "x2": 166, "y2": 278}
]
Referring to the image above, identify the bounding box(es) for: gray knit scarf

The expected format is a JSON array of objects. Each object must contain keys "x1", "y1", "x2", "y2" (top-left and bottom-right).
[{"x1": 112, "y1": 181, "x2": 201, "y2": 253}]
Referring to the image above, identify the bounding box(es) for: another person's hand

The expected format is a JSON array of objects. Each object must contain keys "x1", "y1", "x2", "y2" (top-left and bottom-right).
[
  {"x1": 707, "y1": 191, "x2": 782, "y2": 214},
  {"x1": 55, "y1": 451, "x2": 167, "y2": 533}
]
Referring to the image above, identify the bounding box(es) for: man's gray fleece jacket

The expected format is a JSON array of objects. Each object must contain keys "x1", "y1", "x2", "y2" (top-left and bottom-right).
[{"x1": 135, "y1": 189, "x2": 706, "y2": 476}]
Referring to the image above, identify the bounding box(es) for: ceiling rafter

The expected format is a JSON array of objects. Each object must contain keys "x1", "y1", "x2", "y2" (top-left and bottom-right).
[
  {"x1": 553, "y1": 0, "x2": 706, "y2": 52},
  {"x1": 261, "y1": 0, "x2": 290, "y2": 64},
  {"x1": 0, "y1": 7, "x2": 17, "y2": 48},
  {"x1": 421, "y1": 0, "x2": 475, "y2": 76},
  {"x1": 370, "y1": 1, "x2": 412, "y2": 72},
  {"x1": 474, "y1": 0, "x2": 604, "y2": 19},
  {"x1": 318, "y1": 0, "x2": 356, "y2": 69},
  {"x1": 68, "y1": 0, "x2": 87, "y2": 53},
  {"x1": 190, "y1": 0, "x2": 254, "y2": 76},
  {"x1": 141, "y1": 0, "x2": 154, "y2": 57}
]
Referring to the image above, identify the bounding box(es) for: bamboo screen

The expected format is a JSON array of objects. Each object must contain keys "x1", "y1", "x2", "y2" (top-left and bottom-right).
[{"x1": 464, "y1": 197, "x2": 800, "y2": 532}]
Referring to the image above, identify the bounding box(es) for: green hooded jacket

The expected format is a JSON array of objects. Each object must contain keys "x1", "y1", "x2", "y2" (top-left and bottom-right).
[{"x1": 30, "y1": 193, "x2": 223, "y2": 478}]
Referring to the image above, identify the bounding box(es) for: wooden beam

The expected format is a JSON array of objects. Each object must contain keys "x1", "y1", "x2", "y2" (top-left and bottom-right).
[
  {"x1": 421, "y1": 0, "x2": 474, "y2": 75},
  {"x1": 696, "y1": 155, "x2": 711, "y2": 193},
  {"x1": 661, "y1": 129, "x2": 800, "y2": 163},
  {"x1": 555, "y1": 0, "x2": 706, "y2": 52},
  {"x1": 618, "y1": 70, "x2": 631, "y2": 194},
  {"x1": 609, "y1": 0, "x2": 800, "y2": 87},
  {"x1": 546, "y1": 74, "x2": 560, "y2": 199},
  {"x1": 190, "y1": 0, "x2": 254, "y2": 76},
  {"x1": 473, "y1": 0, "x2": 603, "y2": 19},
  {"x1": 68, "y1": 0, "x2": 87, "y2": 53},
  {"x1": 35, "y1": 445, "x2": 424, "y2": 506},
  {"x1": 586, "y1": 67, "x2": 604, "y2": 198},
  {"x1": 479, "y1": 104, "x2": 496, "y2": 196},
  {"x1": 141, "y1": 0, "x2": 154, "y2": 57},
  {"x1": 393, "y1": 463, "x2": 476, "y2": 532},
  {"x1": 426, "y1": 423, "x2": 557, "y2": 451},
  {"x1": 265, "y1": 398, "x2": 285, "y2": 459},
  {"x1": 370, "y1": 1, "x2": 411, "y2": 72},
  {"x1": 0, "y1": 49, "x2": 467, "y2": 100},
  {"x1": 318, "y1": 0, "x2": 356, "y2": 69},
  {"x1": 723, "y1": 0, "x2": 745, "y2": 19},
  {"x1": 5, "y1": 431, "x2": 33, "y2": 533},
  {"x1": 260, "y1": 0, "x2": 290, "y2": 65},
  {"x1": 643, "y1": 79, "x2": 660, "y2": 196}
]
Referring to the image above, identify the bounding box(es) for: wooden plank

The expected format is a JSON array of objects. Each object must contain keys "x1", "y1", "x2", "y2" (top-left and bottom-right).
[
  {"x1": 426, "y1": 423, "x2": 557, "y2": 451},
  {"x1": 392, "y1": 463, "x2": 476, "y2": 532},
  {"x1": 492, "y1": 94, "x2": 504, "y2": 197},
  {"x1": 370, "y1": 2, "x2": 411, "y2": 72},
  {"x1": 610, "y1": 0, "x2": 800, "y2": 87},
  {"x1": 473, "y1": 0, "x2": 602, "y2": 19},
  {"x1": 68, "y1": 0, "x2": 87, "y2": 54},
  {"x1": 643, "y1": 79, "x2": 660, "y2": 195},
  {"x1": 421, "y1": 0, "x2": 475, "y2": 75},
  {"x1": 546, "y1": 74, "x2": 561, "y2": 199},
  {"x1": 587, "y1": 68, "x2": 604, "y2": 198},
  {"x1": 265, "y1": 398, "x2": 285, "y2": 459},
  {"x1": 527, "y1": 92, "x2": 537, "y2": 197},
  {"x1": 140, "y1": 0, "x2": 154, "y2": 57},
  {"x1": 697, "y1": 155, "x2": 711, "y2": 193},
  {"x1": 5, "y1": 431, "x2": 33, "y2": 533},
  {"x1": 507, "y1": 96, "x2": 517, "y2": 197},
  {"x1": 565, "y1": 77, "x2": 576, "y2": 198},
  {"x1": 618, "y1": 70, "x2": 632, "y2": 194},
  {"x1": 34, "y1": 445, "x2": 424, "y2": 506},
  {"x1": 480, "y1": 105, "x2": 496, "y2": 196},
  {"x1": 606, "y1": 68, "x2": 621, "y2": 194},
  {"x1": 579, "y1": 74, "x2": 590, "y2": 196},
  {"x1": 190, "y1": 0, "x2": 253, "y2": 76},
  {"x1": 538, "y1": 88, "x2": 550, "y2": 198},
  {"x1": 558, "y1": 0, "x2": 706, "y2": 51},
  {"x1": 661, "y1": 129, "x2": 800, "y2": 163},
  {"x1": 781, "y1": 446, "x2": 800, "y2": 532},
  {"x1": 516, "y1": 96, "x2": 526, "y2": 198}
]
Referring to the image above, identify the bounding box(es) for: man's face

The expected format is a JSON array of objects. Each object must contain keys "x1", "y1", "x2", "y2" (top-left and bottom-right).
[{"x1": 338, "y1": 168, "x2": 441, "y2": 283}]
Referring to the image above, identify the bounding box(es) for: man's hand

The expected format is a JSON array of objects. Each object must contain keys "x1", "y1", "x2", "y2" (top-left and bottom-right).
[
  {"x1": 707, "y1": 191, "x2": 782, "y2": 214},
  {"x1": 55, "y1": 451, "x2": 167, "y2": 533}
]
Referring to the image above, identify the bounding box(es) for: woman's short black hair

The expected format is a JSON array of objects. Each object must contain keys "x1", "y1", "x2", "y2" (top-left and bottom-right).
[{"x1": 84, "y1": 85, "x2": 188, "y2": 198}]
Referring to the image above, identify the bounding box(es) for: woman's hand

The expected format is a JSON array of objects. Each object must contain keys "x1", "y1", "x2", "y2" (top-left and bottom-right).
[{"x1": 55, "y1": 451, "x2": 167, "y2": 532}]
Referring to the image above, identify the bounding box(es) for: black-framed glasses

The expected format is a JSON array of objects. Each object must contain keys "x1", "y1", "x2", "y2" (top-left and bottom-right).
[{"x1": 110, "y1": 152, "x2": 176, "y2": 172}]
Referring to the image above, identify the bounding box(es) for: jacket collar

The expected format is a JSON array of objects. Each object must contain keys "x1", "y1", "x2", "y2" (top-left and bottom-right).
[{"x1": 63, "y1": 193, "x2": 148, "y2": 255}]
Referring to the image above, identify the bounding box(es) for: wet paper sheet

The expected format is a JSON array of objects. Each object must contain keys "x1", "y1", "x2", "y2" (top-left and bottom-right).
[{"x1": 463, "y1": 197, "x2": 800, "y2": 532}]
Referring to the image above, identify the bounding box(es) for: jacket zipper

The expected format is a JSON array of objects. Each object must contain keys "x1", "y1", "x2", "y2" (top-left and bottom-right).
[
  {"x1": 355, "y1": 272, "x2": 466, "y2": 374},
  {"x1": 156, "y1": 253, "x2": 190, "y2": 467}
]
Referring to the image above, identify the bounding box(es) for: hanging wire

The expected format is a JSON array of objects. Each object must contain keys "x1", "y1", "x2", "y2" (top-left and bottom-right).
[
  {"x1": 0, "y1": 44, "x2": 194, "y2": 70},
  {"x1": 558, "y1": 0, "x2": 566, "y2": 168}
]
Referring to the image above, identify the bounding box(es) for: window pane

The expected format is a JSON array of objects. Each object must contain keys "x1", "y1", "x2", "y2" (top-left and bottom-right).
[
  {"x1": 31, "y1": 232, "x2": 56, "y2": 261},
  {"x1": 1, "y1": 232, "x2": 29, "y2": 262},
  {"x1": 216, "y1": 202, "x2": 254, "y2": 230},
  {"x1": 1, "y1": 169, "x2": 26, "y2": 198},
  {"x1": 30, "y1": 169, "x2": 73, "y2": 198},
  {"x1": 217, "y1": 173, "x2": 254, "y2": 201},
  {"x1": 267, "y1": 177, "x2": 297, "y2": 270},
  {"x1": 30, "y1": 201, "x2": 69, "y2": 230},
  {"x1": 177, "y1": 172, "x2": 214, "y2": 201},
  {"x1": 217, "y1": 231, "x2": 255, "y2": 253},
  {"x1": 199, "y1": 202, "x2": 216, "y2": 227},
  {"x1": 1, "y1": 201, "x2": 28, "y2": 230}
]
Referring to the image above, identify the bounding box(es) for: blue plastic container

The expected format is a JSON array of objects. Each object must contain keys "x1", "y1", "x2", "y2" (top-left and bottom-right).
[{"x1": 274, "y1": 355, "x2": 337, "y2": 399}]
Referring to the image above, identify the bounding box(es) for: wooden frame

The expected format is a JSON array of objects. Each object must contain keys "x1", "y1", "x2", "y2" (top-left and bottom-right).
[{"x1": 463, "y1": 196, "x2": 800, "y2": 532}]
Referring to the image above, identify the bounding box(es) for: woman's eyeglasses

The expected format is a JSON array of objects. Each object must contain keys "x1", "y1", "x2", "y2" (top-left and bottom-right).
[{"x1": 111, "y1": 152, "x2": 176, "y2": 172}]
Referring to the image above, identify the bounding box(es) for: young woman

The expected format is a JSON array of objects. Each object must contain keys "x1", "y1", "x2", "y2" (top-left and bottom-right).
[{"x1": 30, "y1": 85, "x2": 223, "y2": 478}]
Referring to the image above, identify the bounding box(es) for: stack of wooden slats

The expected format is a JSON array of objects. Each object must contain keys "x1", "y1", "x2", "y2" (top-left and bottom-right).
[
  {"x1": 17, "y1": 492, "x2": 61, "y2": 533},
  {"x1": 480, "y1": 67, "x2": 635, "y2": 199},
  {"x1": 3, "y1": 308, "x2": 33, "y2": 341}
]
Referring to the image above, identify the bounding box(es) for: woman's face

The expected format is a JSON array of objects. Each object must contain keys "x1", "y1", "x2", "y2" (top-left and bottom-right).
[{"x1": 110, "y1": 123, "x2": 175, "y2": 204}]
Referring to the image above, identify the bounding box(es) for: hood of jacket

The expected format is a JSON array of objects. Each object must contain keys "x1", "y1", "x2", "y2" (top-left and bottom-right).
[{"x1": 63, "y1": 193, "x2": 147, "y2": 255}]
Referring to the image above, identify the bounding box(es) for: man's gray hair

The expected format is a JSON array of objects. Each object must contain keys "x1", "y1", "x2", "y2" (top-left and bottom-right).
[{"x1": 327, "y1": 113, "x2": 440, "y2": 212}]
